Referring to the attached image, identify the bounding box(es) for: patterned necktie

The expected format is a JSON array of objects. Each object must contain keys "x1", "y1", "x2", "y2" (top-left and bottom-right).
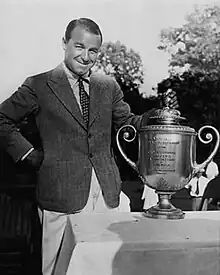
[{"x1": 78, "y1": 77, "x2": 89, "y2": 126}]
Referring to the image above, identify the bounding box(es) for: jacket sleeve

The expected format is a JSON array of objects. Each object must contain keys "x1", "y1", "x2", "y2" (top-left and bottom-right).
[
  {"x1": 0, "y1": 77, "x2": 39, "y2": 162},
  {"x1": 111, "y1": 78, "x2": 142, "y2": 131}
]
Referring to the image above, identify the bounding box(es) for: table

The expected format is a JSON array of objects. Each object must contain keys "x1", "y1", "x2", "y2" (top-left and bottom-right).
[{"x1": 54, "y1": 211, "x2": 220, "y2": 275}]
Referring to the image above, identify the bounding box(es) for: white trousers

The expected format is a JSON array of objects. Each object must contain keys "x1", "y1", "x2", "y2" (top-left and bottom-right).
[{"x1": 39, "y1": 189, "x2": 130, "y2": 275}]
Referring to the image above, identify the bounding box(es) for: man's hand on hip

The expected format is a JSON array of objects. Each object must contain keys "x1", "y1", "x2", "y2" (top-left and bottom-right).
[{"x1": 23, "y1": 149, "x2": 44, "y2": 171}]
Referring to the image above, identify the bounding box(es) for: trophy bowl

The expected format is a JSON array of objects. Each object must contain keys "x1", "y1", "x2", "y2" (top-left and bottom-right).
[{"x1": 116, "y1": 108, "x2": 220, "y2": 219}]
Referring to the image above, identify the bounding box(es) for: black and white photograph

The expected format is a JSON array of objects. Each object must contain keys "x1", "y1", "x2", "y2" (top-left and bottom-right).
[{"x1": 0, "y1": 0, "x2": 220, "y2": 274}]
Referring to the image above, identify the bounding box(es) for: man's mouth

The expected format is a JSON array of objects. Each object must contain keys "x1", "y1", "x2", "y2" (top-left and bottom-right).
[{"x1": 77, "y1": 61, "x2": 90, "y2": 66}]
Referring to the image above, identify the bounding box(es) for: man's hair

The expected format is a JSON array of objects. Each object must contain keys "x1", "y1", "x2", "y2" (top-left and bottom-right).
[{"x1": 64, "y1": 18, "x2": 103, "y2": 43}]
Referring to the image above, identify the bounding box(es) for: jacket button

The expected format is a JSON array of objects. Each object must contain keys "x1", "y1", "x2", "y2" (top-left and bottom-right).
[
  {"x1": 88, "y1": 133, "x2": 92, "y2": 138},
  {"x1": 89, "y1": 153, "x2": 93, "y2": 158}
]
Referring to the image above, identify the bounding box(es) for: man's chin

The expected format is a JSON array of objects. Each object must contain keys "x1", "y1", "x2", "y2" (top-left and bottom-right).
[
  {"x1": 74, "y1": 65, "x2": 90, "y2": 76},
  {"x1": 76, "y1": 62, "x2": 94, "y2": 75},
  {"x1": 77, "y1": 70, "x2": 88, "y2": 76}
]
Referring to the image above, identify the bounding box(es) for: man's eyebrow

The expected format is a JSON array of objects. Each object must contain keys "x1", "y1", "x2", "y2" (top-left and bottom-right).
[{"x1": 90, "y1": 47, "x2": 99, "y2": 51}]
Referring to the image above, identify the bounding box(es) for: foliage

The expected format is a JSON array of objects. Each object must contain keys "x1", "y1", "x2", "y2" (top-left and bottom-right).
[
  {"x1": 93, "y1": 40, "x2": 158, "y2": 114},
  {"x1": 157, "y1": 72, "x2": 220, "y2": 163},
  {"x1": 158, "y1": 4, "x2": 220, "y2": 79},
  {"x1": 94, "y1": 41, "x2": 159, "y2": 177},
  {"x1": 157, "y1": 3, "x2": 220, "y2": 135},
  {"x1": 157, "y1": 72, "x2": 220, "y2": 129},
  {"x1": 93, "y1": 41, "x2": 144, "y2": 92}
]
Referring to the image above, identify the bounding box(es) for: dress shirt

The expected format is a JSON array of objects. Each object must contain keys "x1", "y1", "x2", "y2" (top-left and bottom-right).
[
  {"x1": 206, "y1": 161, "x2": 219, "y2": 180},
  {"x1": 61, "y1": 62, "x2": 102, "y2": 209},
  {"x1": 21, "y1": 147, "x2": 34, "y2": 161},
  {"x1": 186, "y1": 176, "x2": 210, "y2": 197}
]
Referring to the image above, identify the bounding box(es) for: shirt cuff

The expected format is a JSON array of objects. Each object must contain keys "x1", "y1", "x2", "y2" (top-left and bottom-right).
[{"x1": 20, "y1": 147, "x2": 34, "y2": 161}]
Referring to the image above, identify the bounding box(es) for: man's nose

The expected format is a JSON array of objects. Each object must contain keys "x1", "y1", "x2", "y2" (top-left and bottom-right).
[{"x1": 81, "y1": 50, "x2": 89, "y2": 62}]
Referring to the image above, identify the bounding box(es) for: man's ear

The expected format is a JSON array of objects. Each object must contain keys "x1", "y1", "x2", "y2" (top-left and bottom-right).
[{"x1": 62, "y1": 37, "x2": 67, "y2": 50}]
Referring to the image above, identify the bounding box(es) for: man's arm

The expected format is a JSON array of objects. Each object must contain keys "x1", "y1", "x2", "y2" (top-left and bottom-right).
[
  {"x1": 111, "y1": 79, "x2": 179, "y2": 132},
  {"x1": 19, "y1": 148, "x2": 44, "y2": 171},
  {"x1": 0, "y1": 77, "x2": 39, "y2": 163},
  {"x1": 111, "y1": 79, "x2": 142, "y2": 130}
]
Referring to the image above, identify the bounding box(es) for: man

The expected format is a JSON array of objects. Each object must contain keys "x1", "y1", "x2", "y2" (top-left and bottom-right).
[
  {"x1": 200, "y1": 174, "x2": 220, "y2": 210},
  {"x1": 0, "y1": 18, "x2": 176, "y2": 274},
  {"x1": 186, "y1": 171, "x2": 210, "y2": 211}
]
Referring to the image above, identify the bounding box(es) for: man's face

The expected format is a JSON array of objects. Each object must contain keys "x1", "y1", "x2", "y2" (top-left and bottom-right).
[{"x1": 62, "y1": 26, "x2": 102, "y2": 76}]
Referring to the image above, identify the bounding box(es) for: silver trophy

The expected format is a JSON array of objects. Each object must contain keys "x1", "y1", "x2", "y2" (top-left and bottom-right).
[{"x1": 116, "y1": 107, "x2": 220, "y2": 219}]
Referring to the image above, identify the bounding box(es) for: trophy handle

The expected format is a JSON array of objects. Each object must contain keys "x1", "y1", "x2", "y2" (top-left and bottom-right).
[
  {"x1": 193, "y1": 125, "x2": 220, "y2": 174},
  {"x1": 116, "y1": 125, "x2": 138, "y2": 172}
]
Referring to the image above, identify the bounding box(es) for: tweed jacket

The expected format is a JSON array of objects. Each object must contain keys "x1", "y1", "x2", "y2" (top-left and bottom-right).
[{"x1": 0, "y1": 65, "x2": 142, "y2": 213}]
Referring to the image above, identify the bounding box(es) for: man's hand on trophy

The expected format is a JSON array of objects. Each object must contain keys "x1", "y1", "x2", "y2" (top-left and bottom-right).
[{"x1": 163, "y1": 88, "x2": 179, "y2": 109}]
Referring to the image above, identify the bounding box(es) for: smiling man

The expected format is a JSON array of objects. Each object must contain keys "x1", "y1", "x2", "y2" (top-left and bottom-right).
[
  {"x1": 0, "y1": 17, "x2": 180, "y2": 274},
  {"x1": 0, "y1": 18, "x2": 145, "y2": 275},
  {"x1": 62, "y1": 20, "x2": 102, "y2": 76}
]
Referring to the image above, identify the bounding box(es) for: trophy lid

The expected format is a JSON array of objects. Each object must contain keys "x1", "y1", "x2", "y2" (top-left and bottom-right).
[{"x1": 142, "y1": 107, "x2": 187, "y2": 126}]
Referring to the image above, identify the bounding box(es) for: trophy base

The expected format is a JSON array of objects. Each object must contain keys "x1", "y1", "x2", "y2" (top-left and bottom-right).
[
  {"x1": 143, "y1": 205, "x2": 185, "y2": 219},
  {"x1": 143, "y1": 191, "x2": 185, "y2": 220}
]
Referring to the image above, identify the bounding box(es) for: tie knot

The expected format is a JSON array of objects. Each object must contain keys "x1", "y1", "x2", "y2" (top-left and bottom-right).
[
  {"x1": 78, "y1": 77, "x2": 84, "y2": 86},
  {"x1": 78, "y1": 76, "x2": 89, "y2": 84}
]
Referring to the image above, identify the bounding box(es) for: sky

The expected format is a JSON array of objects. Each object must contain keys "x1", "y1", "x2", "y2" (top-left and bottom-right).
[{"x1": 0, "y1": 0, "x2": 217, "y2": 101}]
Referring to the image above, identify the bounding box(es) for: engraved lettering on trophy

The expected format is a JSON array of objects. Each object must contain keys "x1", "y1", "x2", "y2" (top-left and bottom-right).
[{"x1": 149, "y1": 136, "x2": 180, "y2": 172}]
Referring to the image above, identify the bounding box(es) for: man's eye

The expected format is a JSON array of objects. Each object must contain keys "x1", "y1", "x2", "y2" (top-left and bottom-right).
[
  {"x1": 75, "y1": 45, "x2": 83, "y2": 49},
  {"x1": 90, "y1": 50, "x2": 97, "y2": 54}
]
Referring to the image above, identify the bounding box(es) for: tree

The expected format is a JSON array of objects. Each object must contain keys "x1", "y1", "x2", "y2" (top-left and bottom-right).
[
  {"x1": 93, "y1": 41, "x2": 159, "y2": 184},
  {"x1": 93, "y1": 41, "x2": 158, "y2": 115},
  {"x1": 157, "y1": 4, "x2": 220, "y2": 130},
  {"x1": 93, "y1": 41, "x2": 144, "y2": 92},
  {"x1": 158, "y1": 4, "x2": 220, "y2": 79},
  {"x1": 157, "y1": 72, "x2": 219, "y2": 129},
  {"x1": 157, "y1": 5, "x2": 220, "y2": 163},
  {"x1": 157, "y1": 72, "x2": 220, "y2": 164}
]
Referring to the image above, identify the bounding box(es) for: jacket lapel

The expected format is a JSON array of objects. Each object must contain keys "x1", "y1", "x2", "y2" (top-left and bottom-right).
[
  {"x1": 47, "y1": 65, "x2": 87, "y2": 130},
  {"x1": 89, "y1": 73, "x2": 103, "y2": 127}
]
